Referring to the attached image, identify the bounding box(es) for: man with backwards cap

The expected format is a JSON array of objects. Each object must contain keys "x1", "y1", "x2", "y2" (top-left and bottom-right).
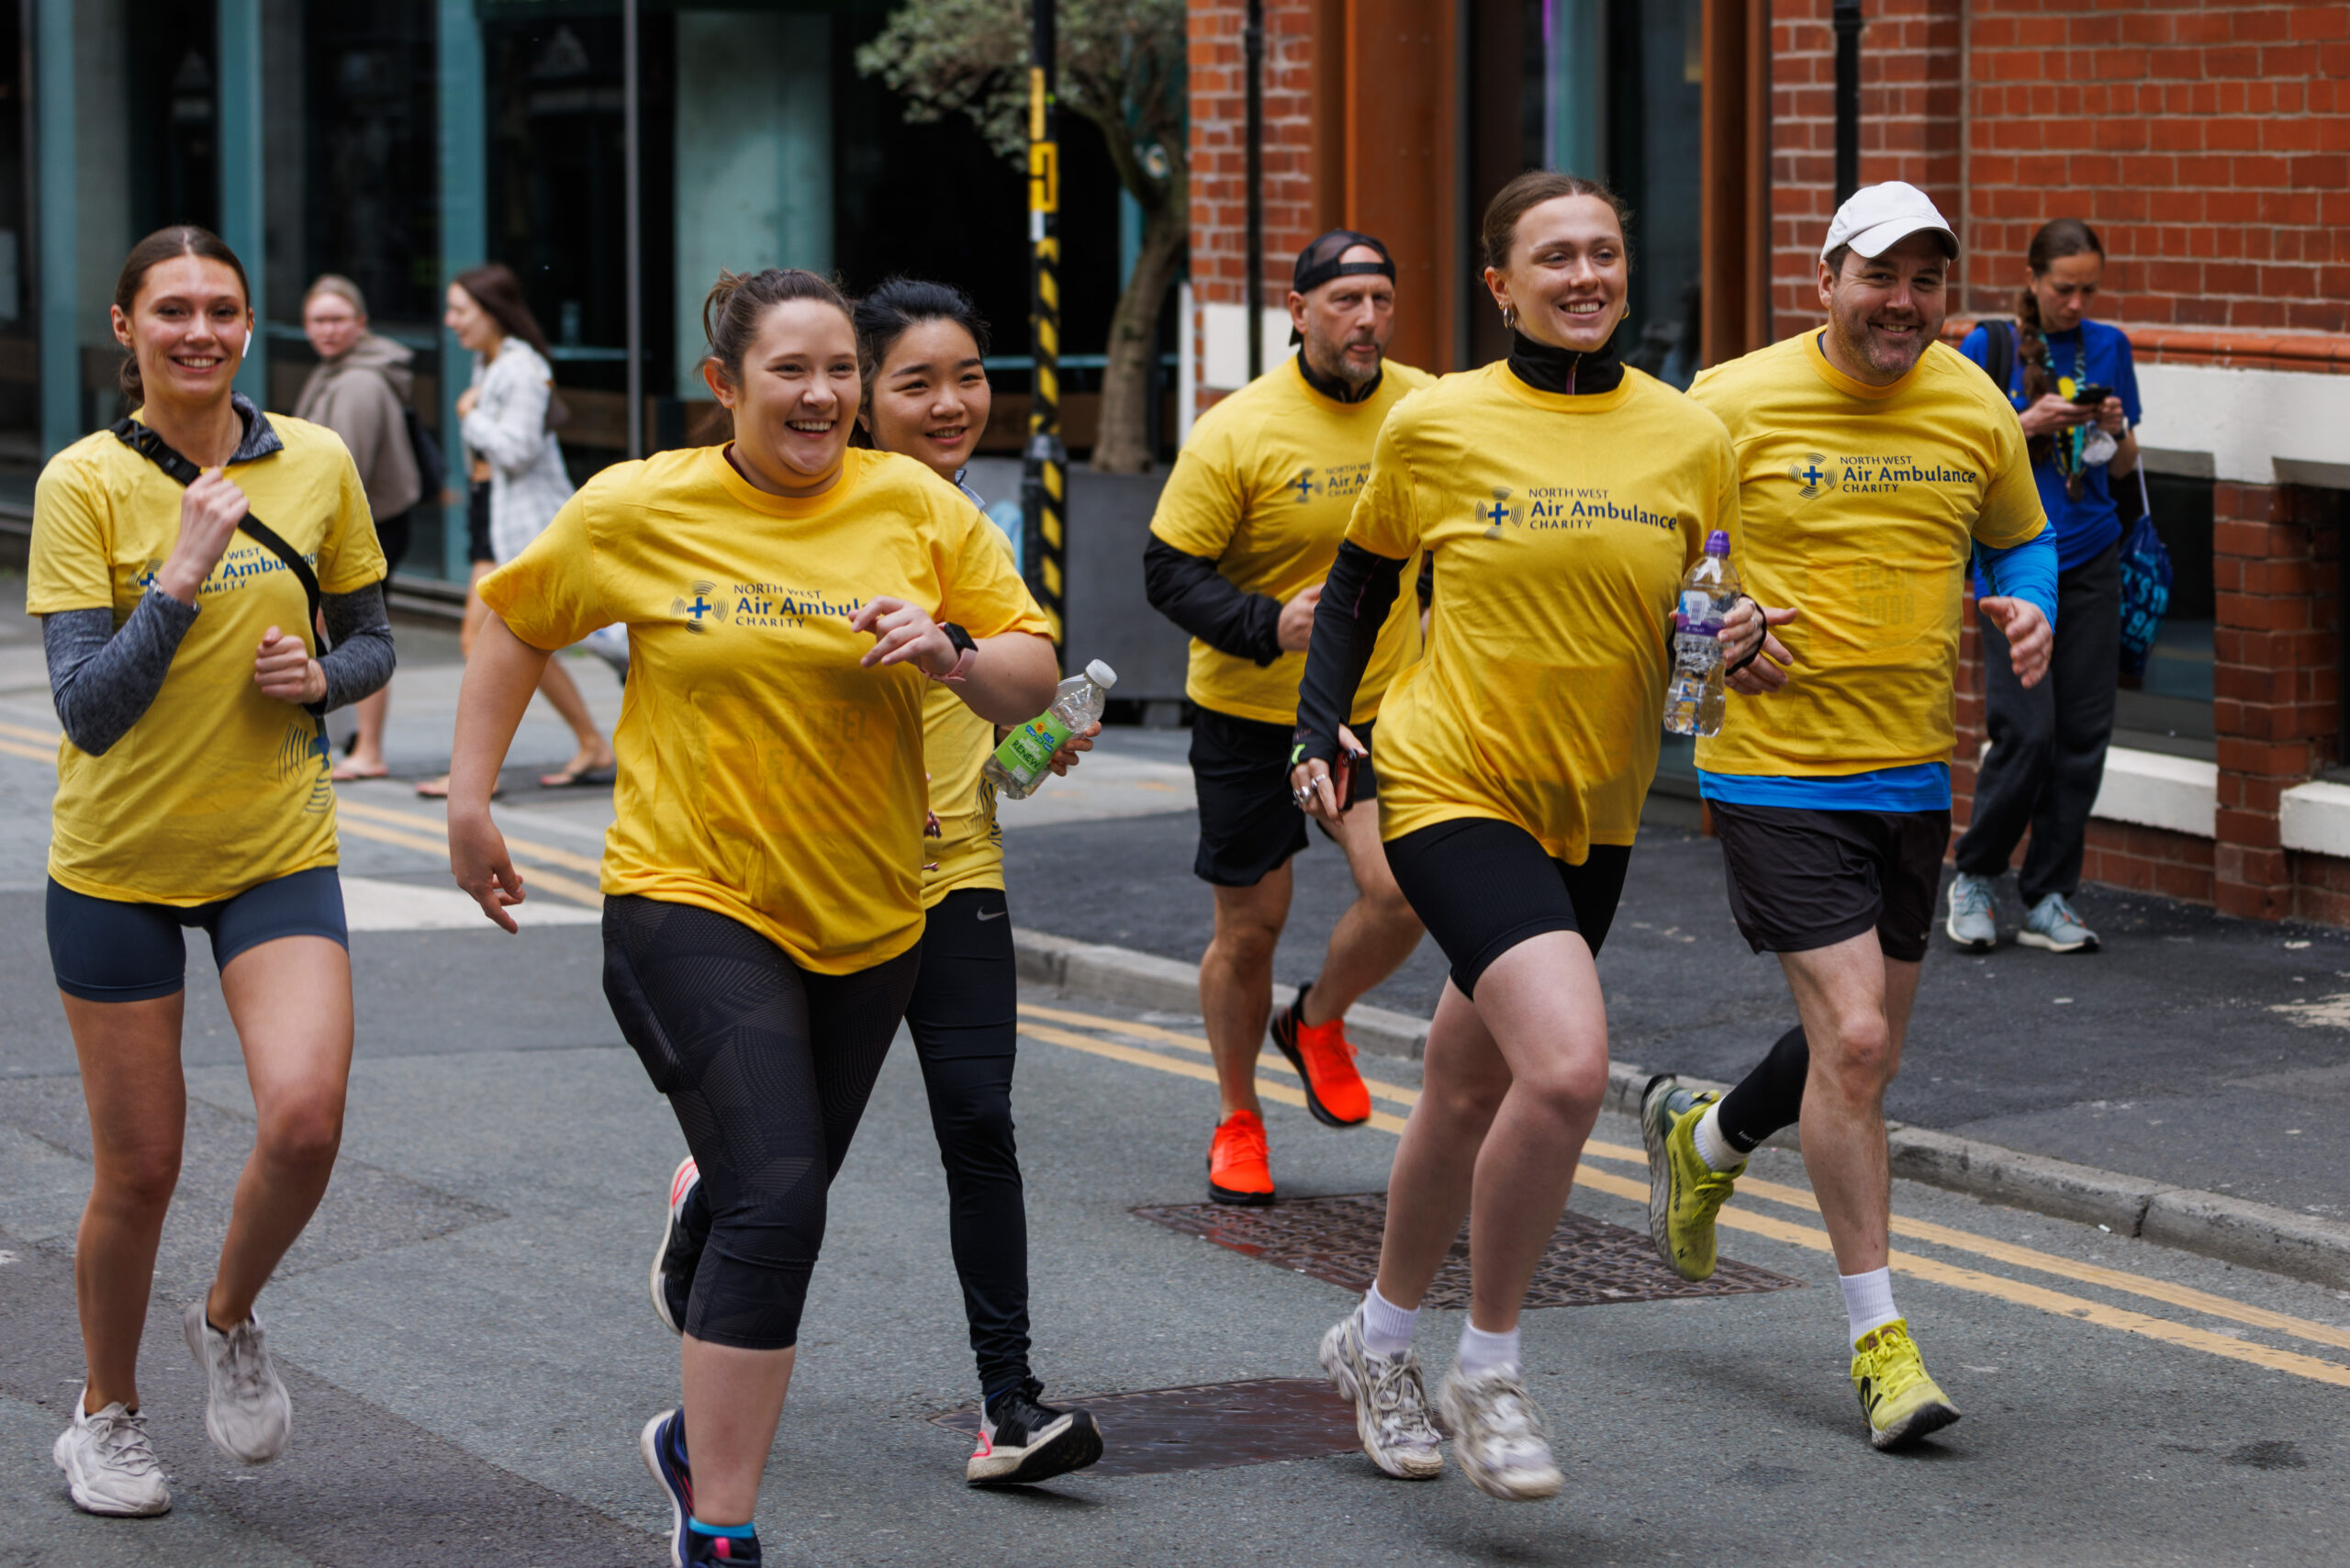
[
  {"x1": 1637, "y1": 182, "x2": 2056, "y2": 1450},
  {"x1": 1145, "y1": 231, "x2": 1434, "y2": 1205}
]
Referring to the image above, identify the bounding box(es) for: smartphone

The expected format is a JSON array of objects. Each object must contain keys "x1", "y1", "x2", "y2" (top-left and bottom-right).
[
  {"x1": 1328, "y1": 738, "x2": 1369, "y2": 816},
  {"x1": 2070, "y1": 383, "x2": 2113, "y2": 407}
]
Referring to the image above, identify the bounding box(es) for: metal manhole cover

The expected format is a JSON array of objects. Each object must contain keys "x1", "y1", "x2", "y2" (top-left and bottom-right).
[
  {"x1": 930, "y1": 1377, "x2": 1360, "y2": 1477},
  {"x1": 1131, "y1": 1192, "x2": 1802, "y2": 1307}
]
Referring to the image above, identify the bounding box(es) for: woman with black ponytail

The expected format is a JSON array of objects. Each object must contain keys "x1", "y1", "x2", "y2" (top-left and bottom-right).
[{"x1": 1949, "y1": 218, "x2": 2142, "y2": 956}]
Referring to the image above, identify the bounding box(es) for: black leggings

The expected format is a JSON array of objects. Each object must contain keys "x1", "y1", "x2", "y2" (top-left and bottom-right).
[
  {"x1": 602, "y1": 896, "x2": 919, "y2": 1351},
  {"x1": 903, "y1": 887, "x2": 1032, "y2": 1399}
]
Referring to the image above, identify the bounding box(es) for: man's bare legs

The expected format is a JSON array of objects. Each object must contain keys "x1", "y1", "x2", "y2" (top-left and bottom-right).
[
  {"x1": 1776, "y1": 934, "x2": 1922, "y2": 1274},
  {"x1": 1202, "y1": 867, "x2": 1292, "y2": 1117},
  {"x1": 1300, "y1": 807, "x2": 1424, "y2": 1028}
]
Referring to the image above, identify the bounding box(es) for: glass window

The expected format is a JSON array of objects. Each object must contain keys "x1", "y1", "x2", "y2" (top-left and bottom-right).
[{"x1": 2115, "y1": 472, "x2": 2215, "y2": 759}]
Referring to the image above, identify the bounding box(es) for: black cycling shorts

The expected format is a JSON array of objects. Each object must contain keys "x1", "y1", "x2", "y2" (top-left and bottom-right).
[
  {"x1": 465, "y1": 480, "x2": 495, "y2": 565},
  {"x1": 46, "y1": 866, "x2": 349, "y2": 1003},
  {"x1": 1707, "y1": 800, "x2": 1950, "y2": 964},
  {"x1": 1382, "y1": 817, "x2": 1630, "y2": 998},
  {"x1": 1190, "y1": 707, "x2": 1377, "y2": 888}
]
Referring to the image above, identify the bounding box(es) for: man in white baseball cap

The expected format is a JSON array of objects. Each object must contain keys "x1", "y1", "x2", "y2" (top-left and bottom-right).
[{"x1": 1636, "y1": 180, "x2": 2057, "y2": 1453}]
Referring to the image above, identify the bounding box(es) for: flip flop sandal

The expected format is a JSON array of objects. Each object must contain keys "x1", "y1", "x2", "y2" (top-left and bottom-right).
[{"x1": 537, "y1": 764, "x2": 617, "y2": 789}]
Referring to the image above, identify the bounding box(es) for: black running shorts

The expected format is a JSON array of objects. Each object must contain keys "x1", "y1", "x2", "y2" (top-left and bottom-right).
[
  {"x1": 1189, "y1": 707, "x2": 1377, "y2": 888},
  {"x1": 46, "y1": 866, "x2": 350, "y2": 1003},
  {"x1": 1707, "y1": 800, "x2": 1950, "y2": 964},
  {"x1": 1382, "y1": 816, "x2": 1630, "y2": 998}
]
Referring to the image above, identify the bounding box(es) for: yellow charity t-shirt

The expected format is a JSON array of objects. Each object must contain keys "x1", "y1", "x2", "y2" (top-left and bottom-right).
[
  {"x1": 922, "y1": 511, "x2": 1024, "y2": 907},
  {"x1": 1148, "y1": 354, "x2": 1435, "y2": 726},
  {"x1": 1348, "y1": 362, "x2": 1736, "y2": 863},
  {"x1": 479, "y1": 444, "x2": 1052, "y2": 974},
  {"x1": 28, "y1": 413, "x2": 386, "y2": 905},
  {"x1": 1688, "y1": 331, "x2": 2048, "y2": 778}
]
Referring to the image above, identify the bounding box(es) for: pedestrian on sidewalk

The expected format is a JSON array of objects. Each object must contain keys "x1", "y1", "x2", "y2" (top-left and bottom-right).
[
  {"x1": 1639, "y1": 181, "x2": 2054, "y2": 1454},
  {"x1": 1296, "y1": 173, "x2": 1744, "y2": 1502},
  {"x1": 445, "y1": 267, "x2": 1058, "y2": 1568},
  {"x1": 1947, "y1": 218, "x2": 2143, "y2": 955},
  {"x1": 416, "y1": 263, "x2": 616, "y2": 799},
  {"x1": 29, "y1": 227, "x2": 395, "y2": 1518},
  {"x1": 644, "y1": 276, "x2": 1105, "y2": 1490},
  {"x1": 293, "y1": 274, "x2": 423, "y2": 782},
  {"x1": 1143, "y1": 229, "x2": 1434, "y2": 1207}
]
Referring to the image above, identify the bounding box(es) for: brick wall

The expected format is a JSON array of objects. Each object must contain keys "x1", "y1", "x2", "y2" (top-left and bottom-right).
[
  {"x1": 1767, "y1": 0, "x2": 1964, "y2": 337},
  {"x1": 1960, "y1": 2, "x2": 2350, "y2": 333}
]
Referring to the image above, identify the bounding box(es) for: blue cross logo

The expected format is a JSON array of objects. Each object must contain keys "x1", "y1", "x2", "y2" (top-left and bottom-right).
[
  {"x1": 1483, "y1": 498, "x2": 1508, "y2": 529},
  {"x1": 136, "y1": 568, "x2": 159, "y2": 590},
  {"x1": 686, "y1": 596, "x2": 712, "y2": 621},
  {"x1": 1798, "y1": 463, "x2": 1824, "y2": 487},
  {"x1": 1290, "y1": 471, "x2": 1316, "y2": 502}
]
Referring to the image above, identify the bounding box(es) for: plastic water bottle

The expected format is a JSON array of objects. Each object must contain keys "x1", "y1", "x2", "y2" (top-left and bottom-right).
[
  {"x1": 1662, "y1": 531, "x2": 1738, "y2": 737},
  {"x1": 984, "y1": 659, "x2": 1118, "y2": 800}
]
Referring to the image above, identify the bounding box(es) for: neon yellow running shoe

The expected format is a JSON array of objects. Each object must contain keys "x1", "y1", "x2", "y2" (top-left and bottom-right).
[
  {"x1": 1639, "y1": 1074, "x2": 1745, "y2": 1282},
  {"x1": 1851, "y1": 1319, "x2": 1961, "y2": 1450}
]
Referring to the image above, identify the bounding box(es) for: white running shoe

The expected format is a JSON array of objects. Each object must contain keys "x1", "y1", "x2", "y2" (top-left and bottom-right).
[
  {"x1": 1318, "y1": 1307, "x2": 1443, "y2": 1479},
  {"x1": 53, "y1": 1393, "x2": 171, "y2": 1516},
  {"x1": 1438, "y1": 1365, "x2": 1563, "y2": 1501},
  {"x1": 184, "y1": 1300, "x2": 292, "y2": 1463}
]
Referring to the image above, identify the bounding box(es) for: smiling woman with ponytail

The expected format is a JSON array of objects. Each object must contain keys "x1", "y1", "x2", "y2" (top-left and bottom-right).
[{"x1": 1948, "y1": 217, "x2": 2143, "y2": 955}]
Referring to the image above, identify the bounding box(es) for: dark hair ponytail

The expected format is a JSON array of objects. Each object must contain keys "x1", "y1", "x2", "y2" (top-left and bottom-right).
[
  {"x1": 849, "y1": 278, "x2": 991, "y2": 447},
  {"x1": 701, "y1": 267, "x2": 856, "y2": 385},
  {"x1": 114, "y1": 226, "x2": 251, "y2": 407},
  {"x1": 2016, "y1": 218, "x2": 2105, "y2": 463}
]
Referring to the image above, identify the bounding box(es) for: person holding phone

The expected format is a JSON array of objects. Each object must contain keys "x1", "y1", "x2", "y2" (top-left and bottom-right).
[
  {"x1": 30, "y1": 227, "x2": 393, "y2": 1517},
  {"x1": 1947, "y1": 218, "x2": 2141, "y2": 954},
  {"x1": 1292, "y1": 172, "x2": 1742, "y2": 1500}
]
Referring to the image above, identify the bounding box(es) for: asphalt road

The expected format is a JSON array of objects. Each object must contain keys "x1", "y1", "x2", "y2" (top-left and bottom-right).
[{"x1": 1, "y1": 589, "x2": 2346, "y2": 1563}]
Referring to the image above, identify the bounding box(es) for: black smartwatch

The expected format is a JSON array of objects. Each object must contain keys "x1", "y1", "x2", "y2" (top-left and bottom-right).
[{"x1": 933, "y1": 621, "x2": 979, "y2": 683}]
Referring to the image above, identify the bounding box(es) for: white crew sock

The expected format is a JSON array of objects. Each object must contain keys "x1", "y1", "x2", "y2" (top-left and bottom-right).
[
  {"x1": 1692, "y1": 1100, "x2": 1745, "y2": 1173},
  {"x1": 1839, "y1": 1267, "x2": 1900, "y2": 1345},
  {"x1": 1455, "y1": 1322, "x2": 1521, "y2": 1380},
  {"x1": 1360, "y1": 1283, "x2": 1417, "y2": 1359}
]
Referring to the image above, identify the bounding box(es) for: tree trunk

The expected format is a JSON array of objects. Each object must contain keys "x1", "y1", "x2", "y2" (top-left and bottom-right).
[{"x1": 1089, "y1": 196, "x2": 1186, "y2": 474}]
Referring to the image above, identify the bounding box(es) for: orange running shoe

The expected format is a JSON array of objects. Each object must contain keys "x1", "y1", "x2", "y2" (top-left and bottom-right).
[
  {"x1": 1270, "y1": 984, "x2": 1372, "y2": 1127},
  {"x1": 1208, "y1": 1108, "x2": 1276, "y2": 1205}
]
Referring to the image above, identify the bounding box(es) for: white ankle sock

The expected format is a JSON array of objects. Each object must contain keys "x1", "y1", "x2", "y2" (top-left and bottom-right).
[
  {"x1": 1692, "y1": 1100, "x2": 1744, "y2": 1172},
  {"x1": 1360, "y1": 1283, "x2": 1417, "y2": 1358},
  {"x1": 1839, "y1": 1267, "x2": 1900, "y2": 1344},
  {"x1": 1455, "y1": 1322, "x2": 1521, "y2": 1379}
]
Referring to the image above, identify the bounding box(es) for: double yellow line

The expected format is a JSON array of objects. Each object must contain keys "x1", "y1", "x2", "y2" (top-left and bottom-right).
[
  {"x1": 1019, "y1": 1002, "x2": 2350, "y2": 1390},
  {"x1": 0, "y1": 718, "x2": 602, "y2": 909}
]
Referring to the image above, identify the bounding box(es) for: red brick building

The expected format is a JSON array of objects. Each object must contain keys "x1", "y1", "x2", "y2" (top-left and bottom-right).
[{"x1": 1184, "y1": 0, "x2": 2350, "y2": 924}]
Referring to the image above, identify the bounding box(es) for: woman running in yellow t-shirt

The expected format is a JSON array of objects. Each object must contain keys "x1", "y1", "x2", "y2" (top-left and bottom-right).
[
  {"x1": 444, "y1": 267, "x2": 1058, "y2": 1566},
  {"x1": 29, "y1": 227, "x2": 394, "y2": 1517},
  {"x1": 843, "y1": 275, "x2": 1103, "y2": 1484},
  {"x1": 1290, "y1": 173, "x2": 1751, "y2": 1501}
]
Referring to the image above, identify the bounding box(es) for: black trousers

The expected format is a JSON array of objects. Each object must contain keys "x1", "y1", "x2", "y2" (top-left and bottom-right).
[
  {"x1": 903, "y1": 887, "x2": 1032, "y2": 1399},
  {"x1": 602, "y1": 896, "x2": 918, "y2": 1350},
  {"x1": 1954, "y1": 543, "x2": 2121, "y2": 904}
]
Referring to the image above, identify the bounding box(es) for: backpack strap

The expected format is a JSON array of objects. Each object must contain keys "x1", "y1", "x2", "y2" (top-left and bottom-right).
[{"x1": 108, "y1": 417, "x2": 329, "y2": 655}]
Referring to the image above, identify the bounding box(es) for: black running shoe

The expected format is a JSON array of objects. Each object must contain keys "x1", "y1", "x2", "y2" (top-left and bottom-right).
[
  {"x1": 651, "y1": 1157, "x2": 706, "y2": 1335},
  {"x1": 966, "y1": 1379, "x2": 1103, "y2": 1485}
]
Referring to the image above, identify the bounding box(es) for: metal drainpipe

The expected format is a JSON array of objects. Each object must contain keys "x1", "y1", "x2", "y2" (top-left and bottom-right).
[
  {"x1": 1244, "y1": 0, "x2": 1264, "y2": 382},
  {"x1": 622, "y1": 0, "x2": 643, "y2": 459},
  {"x1": 1833, "y1": 0, "x2": 1863, "y2": 205}
]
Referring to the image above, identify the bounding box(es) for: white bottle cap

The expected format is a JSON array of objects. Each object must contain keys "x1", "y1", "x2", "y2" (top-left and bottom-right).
[{"x1": 1085, "y1": 659, "x2": 1118, "y2": 689}]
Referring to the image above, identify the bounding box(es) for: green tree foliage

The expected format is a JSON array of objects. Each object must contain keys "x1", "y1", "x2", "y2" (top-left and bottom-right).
[{"x1": 859, "y1": 0, "x2": 1188, "y2": 472}]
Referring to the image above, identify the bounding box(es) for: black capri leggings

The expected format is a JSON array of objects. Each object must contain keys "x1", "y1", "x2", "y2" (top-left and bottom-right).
[
  {"x1": 902, "y1": 886, "x2": 1032, "y2": 1400},
  {"x1": 601, "y1": 895, "x2": 919, "y2": 1351},
  {"x1": 1383, "y1": 816, "x2": 1631, "y2": 998}
]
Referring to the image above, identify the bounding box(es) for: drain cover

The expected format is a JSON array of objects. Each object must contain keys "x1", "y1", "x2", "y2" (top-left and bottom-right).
[
  {"x1": 1132, "y1": 1193, "x2": 1801, "y2": 1307},
  {"x1": 931, "y1": 1377, "x2": 1360, "y2": 1477}
]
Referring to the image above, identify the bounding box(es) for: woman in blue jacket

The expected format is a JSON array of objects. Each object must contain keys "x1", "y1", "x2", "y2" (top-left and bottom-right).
[{"x1": 1948, "y1": 218, "x2": 2142, "y2": 955}]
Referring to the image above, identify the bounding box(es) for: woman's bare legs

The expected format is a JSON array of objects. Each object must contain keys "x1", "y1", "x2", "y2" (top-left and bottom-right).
[
  {"x1": 680, "y1": 1338, "x2": 797, "y2": 1527},
  {"x1": 205, "y1": 936, "x2": 354, "y2": 1328},
  {"x1": 65, "y1": 992, "x2": 188, "y2": 1413},
  {"x1": 1372, "y1": 929, "x2": 1610, "y2": 1330}
]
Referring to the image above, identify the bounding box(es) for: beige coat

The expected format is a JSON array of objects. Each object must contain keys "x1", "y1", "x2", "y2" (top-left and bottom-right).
[{"x1": 293, "y1": 332, "x2": 423, "y2": 521}]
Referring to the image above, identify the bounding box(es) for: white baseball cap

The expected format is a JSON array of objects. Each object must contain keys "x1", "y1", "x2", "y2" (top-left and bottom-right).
[{"x1": 1819, "y1": 181, "x2": 1959, "y2": 263}]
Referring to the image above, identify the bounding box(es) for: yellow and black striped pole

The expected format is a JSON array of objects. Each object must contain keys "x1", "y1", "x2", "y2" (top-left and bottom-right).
[{"x1": 1021, "y1": 0, "x2": 1067, "y2": 655}]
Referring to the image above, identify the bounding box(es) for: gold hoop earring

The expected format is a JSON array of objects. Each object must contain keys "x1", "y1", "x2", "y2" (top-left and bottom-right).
[{"x1": 1501, "y1": 304, "x2": 1518, "y2": 331}]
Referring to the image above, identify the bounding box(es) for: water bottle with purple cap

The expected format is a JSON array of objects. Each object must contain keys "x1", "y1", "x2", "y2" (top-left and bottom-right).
[{"x1": 1662, "y1": 530, "x2": 1739, "y2": 738}]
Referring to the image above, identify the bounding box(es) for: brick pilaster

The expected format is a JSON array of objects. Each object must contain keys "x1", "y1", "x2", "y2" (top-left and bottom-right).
[{"x1": 2212, "y1": 483, "x2": 2342, "y2": 919}]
